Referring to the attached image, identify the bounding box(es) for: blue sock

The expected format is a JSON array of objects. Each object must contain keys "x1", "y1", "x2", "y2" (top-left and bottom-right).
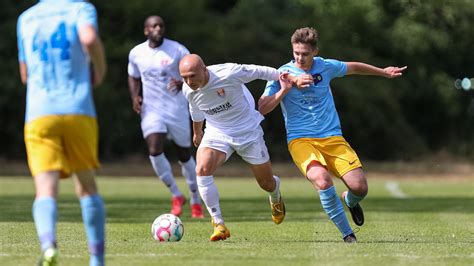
[
  {"x1": 319, "y1": 186, "x2": 353, "y2": 238},
  {"x1": 80, "y1": 194, "x2": 105, "y2": 266},
  {"x1": 344, "y1": 191, "x2": 366, "y2": 208},
  {"x1": 33, "y1": 197, "x2": 57, "y2": 251}
]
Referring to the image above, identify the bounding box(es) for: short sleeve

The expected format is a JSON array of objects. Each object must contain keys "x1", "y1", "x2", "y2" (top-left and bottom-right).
[
  {"x1": 77, "y1": 3, "x2": 98, "y2": 31},
  {"x1": 325, "y1": 59, "x2": 347, "y2": 79},
  {"x1": 188, "y1": 101, "x2": 205, "y2": 122},
  {"x1": 17, "y1": 17, "x2": 25, "y2": 62},
  {"x1": 127, "y1": 50, "x2": 140, "y2": 78},
  {"x1": 262, "y1": 79, "x2": 281, "y2": 97}
]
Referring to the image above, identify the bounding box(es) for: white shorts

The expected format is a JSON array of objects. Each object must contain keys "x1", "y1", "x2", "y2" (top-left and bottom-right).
[
  {"x1": 141, "y1": 112, "x2": 191, "y2": 148},
  {"x1": 199, "y1": 126, "x2": 270, "y2": 165}
]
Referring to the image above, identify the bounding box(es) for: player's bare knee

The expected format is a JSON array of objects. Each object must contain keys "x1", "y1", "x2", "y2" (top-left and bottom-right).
[
  {"x1": 177, "y1": 148, "x2": 192, "y2": 162},
  {"x1": 352, "y1": 184, "x2": 368, "y2": 197},
  {"x1": 196, "y1": 165, "x2": 213, "y2": 176},
  {"x1": 148, "y1": 148, "x2": 164, "y2": 157},
  {"x1": 308, "y1": 174, "x2": 332, "y2": 190},
  {"x1": 76, "y1": 186, "x2": 98, "y2": 198}
]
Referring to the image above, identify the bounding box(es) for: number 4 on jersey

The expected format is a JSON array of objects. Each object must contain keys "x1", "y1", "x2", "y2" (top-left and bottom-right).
[{"x1": 33, "y1": 22, "x2": 71, "y2": 61}]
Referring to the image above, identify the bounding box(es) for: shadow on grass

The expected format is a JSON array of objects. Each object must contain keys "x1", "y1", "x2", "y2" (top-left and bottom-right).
[{"x1": 1, "y1": 195, "x2": 473, "y2": 223}]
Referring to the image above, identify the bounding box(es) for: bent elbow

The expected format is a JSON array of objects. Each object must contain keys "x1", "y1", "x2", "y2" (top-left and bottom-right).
[{"x1": 79, "y1": 25, "x2": 98, "y2": 48}]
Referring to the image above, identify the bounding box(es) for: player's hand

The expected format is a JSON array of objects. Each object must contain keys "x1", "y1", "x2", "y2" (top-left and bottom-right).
[
  {"x1": 193, "y1": 132, "x2": 203, "y2": 147},
  {"x1": 295, "y1": 74, "x2": 313, "y2": 88},
  {"x1": 383, "y1": 66, "x2": 407, "y2": 78},
  {"x1": 167, "y1": 79, "x2": 183, "y2": 93},
  {"x1": 133, "y1": 96, "x2": 142, "y2": 114},
  {"x1": 279, "y1": 72, "x2": 293, "y2": 91}
]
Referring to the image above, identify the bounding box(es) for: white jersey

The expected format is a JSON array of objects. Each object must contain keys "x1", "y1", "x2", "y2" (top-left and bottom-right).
[
  {"x1": 128, "y1": 38, "x2": 190, "y2": 121},
  {"x1": 182, "y1": 63, "x2": 279, "y2": 137}
]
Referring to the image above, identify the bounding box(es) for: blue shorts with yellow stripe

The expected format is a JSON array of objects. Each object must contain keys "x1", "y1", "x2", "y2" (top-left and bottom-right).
[
  {"x1": 24, "y1": 115, "x2": 100, "y2": 178},
  {"x1": 288, "y1": 136, "x2": 362, "y2": 178}
]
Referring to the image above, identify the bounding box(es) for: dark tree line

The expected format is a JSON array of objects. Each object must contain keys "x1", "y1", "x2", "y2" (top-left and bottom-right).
[{"x1": 2, "y1": 0, "x2": 473, "y2": 162}]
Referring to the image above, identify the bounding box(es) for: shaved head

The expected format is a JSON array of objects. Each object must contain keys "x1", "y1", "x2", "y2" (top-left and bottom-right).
[
  {"x1": 179, "y1": 54, "x2": 209, "y2": 90},
  {"x1": 179, "y1": 54, "x2": 206, "y2": 73}
]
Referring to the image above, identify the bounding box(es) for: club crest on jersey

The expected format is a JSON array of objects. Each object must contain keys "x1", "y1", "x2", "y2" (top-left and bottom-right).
[
  {"x1": 216, "y1": 88, "x2": 225, "y2": 97},
  {"x1": 312, "y1": 73, "x2": 323, "y2": 85},
  {"x1": 160, "y1": 59, "x2": 170, "y2": 66}
]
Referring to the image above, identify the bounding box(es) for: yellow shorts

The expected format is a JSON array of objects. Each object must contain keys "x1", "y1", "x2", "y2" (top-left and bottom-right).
[
  {"x1": 24, "y1": 115, "x2": 100, "y2": 178},
  {"x1": 288, "y1": 136, "x2": 362, "y2": 178}
]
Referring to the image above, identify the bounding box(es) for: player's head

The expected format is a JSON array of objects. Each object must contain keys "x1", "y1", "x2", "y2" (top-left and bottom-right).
[
  {"x1": 291, "y1": 27, "x2": 319, "y2": 70},
  {"x1": 144, "y1": 15, "x2": 165, "y2": 44},
  {"x1": 179, "y1": 54, "x2": 209, "y2": 90}
]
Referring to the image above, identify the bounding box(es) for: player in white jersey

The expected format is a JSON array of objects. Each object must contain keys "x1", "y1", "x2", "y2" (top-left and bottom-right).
[
  {"x1": 127, "y1": 16, "x2": 204, "y2": 218},
  {"x1": 179, "y1": 54, "x2": 290, "y2": 241}
]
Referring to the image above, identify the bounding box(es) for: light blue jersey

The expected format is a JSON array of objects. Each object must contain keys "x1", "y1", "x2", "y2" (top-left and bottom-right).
[
  {"x1": 263, "y1": 57, "x2": 347, "y2": 142},
  {"x1": 17, "y1": 0, "x2": 98, "y2": 122}
]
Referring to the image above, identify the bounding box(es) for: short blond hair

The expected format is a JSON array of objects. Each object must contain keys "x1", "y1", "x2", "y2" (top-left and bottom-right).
[{"x1": 291, "y1": 27, "x2": 318, "y2": 49}]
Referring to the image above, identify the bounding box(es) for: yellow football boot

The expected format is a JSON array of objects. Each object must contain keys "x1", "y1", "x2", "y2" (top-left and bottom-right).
[
  {"x1": 270, "y1": 196, "x2": 286, "y2": 224},
  {"x1": 210, "y1": 220, "x2": 230, "y2": 241}
]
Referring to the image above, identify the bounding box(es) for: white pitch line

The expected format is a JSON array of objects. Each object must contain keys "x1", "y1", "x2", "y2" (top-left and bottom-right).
[{"x1": 385, "y1": 181, "x2": 408, "y2": 198}]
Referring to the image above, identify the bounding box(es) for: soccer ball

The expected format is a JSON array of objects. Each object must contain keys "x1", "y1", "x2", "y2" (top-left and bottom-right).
[{"x1": 151, "y1": 214, "x2": 184, "y2": 242}]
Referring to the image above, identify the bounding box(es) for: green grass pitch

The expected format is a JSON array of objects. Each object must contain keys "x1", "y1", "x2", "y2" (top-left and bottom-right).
[{"x1": 1, "y1": 175, "x2": 473, "y2": 265}]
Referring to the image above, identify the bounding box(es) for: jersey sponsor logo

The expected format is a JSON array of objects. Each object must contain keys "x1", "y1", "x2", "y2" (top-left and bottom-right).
[
  {"x1": 312, "y1": 73, "x2": 323, "y2": 85},
  {"x1": 216, "y1": 88, "x2": 225, "y2": 97},
  {"x1": 203, "y1": 102, "x2": 233, "y2": 115}
]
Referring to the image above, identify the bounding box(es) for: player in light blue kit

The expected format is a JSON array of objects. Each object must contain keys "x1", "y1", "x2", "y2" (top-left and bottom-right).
[
  {"x1": 259, "y1": 27, "x2": 406, "y2": 243},
  {"x1": 17, "y1": 0, "x2": 107, "y2": 265}
]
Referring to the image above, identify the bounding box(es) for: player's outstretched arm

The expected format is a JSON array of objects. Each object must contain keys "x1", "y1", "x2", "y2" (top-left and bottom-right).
[
  {"x1": 78, "y1": 24, "x2": 107, "y2": 86},
  {"x1": 346, "y1": 62, "x2": 407, "y2": 78}
]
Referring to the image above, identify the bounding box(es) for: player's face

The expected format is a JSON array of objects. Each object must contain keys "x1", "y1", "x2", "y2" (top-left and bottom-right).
[
  {"x1": 180, "y1": 68, "x2": 207, "y2": 90},
  {"x1": 145, "y1": 17, "x2": 165, "y2": 43},
  {"x1": 292, "y1": 43, "x2": 317, "y2": 70}
]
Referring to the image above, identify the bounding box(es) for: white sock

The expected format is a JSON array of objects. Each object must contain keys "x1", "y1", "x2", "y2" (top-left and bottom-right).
[
  {"x1": 269, "y1": 175, "x2": 281, "y2": 203},
  {"x1": 197, "y1": 175, "x2": 224, "y2": 224},
  {"x1": 149, "y1": 154, "x2": 182, "y2": 197},
  {"x1": 179, "y1": 157, "x2": 201, "y2": 204}
]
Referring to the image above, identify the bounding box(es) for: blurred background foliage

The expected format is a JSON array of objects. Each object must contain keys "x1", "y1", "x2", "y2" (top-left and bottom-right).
[{"x1": 2, "y1": 0, "x2": 473, "y2": 162}]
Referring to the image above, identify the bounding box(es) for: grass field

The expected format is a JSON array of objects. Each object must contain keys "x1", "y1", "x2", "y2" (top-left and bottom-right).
[{"x1": 1, "y1": 175, "x2": 473, "y2": 266}]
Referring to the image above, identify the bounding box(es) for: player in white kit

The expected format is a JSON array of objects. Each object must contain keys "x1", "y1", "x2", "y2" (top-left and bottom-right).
[
  {"x1": 127, "y1": 16, "x2": 203, "y2": 218},
  {"x1": 179, "y1": 54, "x2": 289, "y2": 241}
]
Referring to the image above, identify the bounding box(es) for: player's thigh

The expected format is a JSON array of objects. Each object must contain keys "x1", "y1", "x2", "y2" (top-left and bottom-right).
[
  {"x1": 340, "y1": 167, "x2": 367, "y2": 195},
  {"x1": 288, "y1": 138, "x2": 326, "y2": 177},
  {"x1": 62, "y1": 115, "x2": 99, "y2": 173},
  {"x1": 196, "y1": 146, "x2": 227, "y2": 176},
  {"x1": 145, "y1": 133, "x2": 167, "y2": 155},
  {"x1": 74, "y1": 169, "x2": 98, "y2": 197},
  {"x1": 24, "y1": 115, "x2": 70, "y2": 178}
]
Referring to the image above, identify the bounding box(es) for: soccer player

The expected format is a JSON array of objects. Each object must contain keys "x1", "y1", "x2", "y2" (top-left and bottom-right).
[
  {"x1": 259, "y1": 27, "x2": 407, "y2": 243},
  {"x1": 127, "y1": 16, "x2": 204, "y2": 218},
  {"x1": 179, "y1": 54, "x2": 287, "y2": 241},
  {"x1": 17, "y1": 0, "x2": 107, "y2": 265}
]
